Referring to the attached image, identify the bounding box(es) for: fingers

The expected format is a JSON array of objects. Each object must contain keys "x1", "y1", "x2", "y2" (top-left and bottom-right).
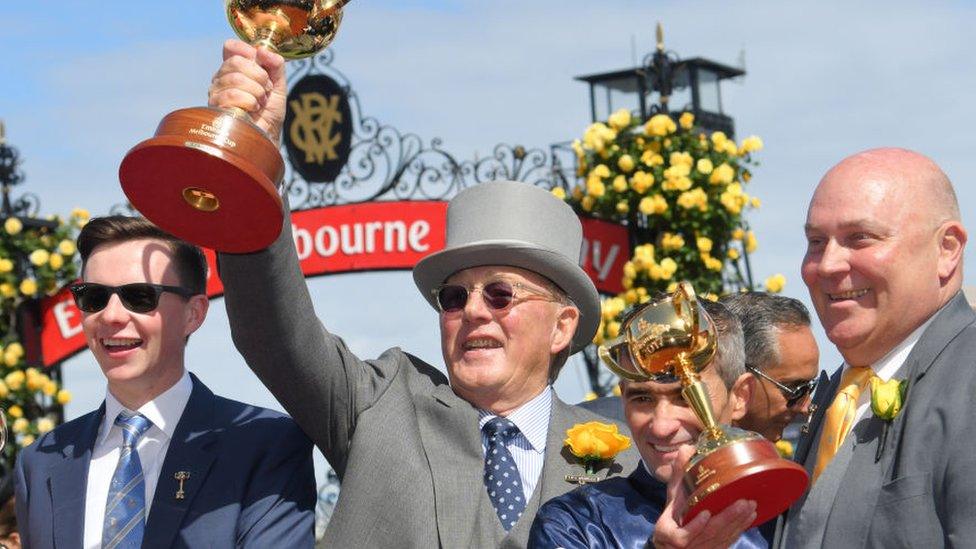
[
  {"x1": 222, "y1": 38, "x2": 257, "y2": 61},
  {"x1": 688, "y1": 499, "x2": 757, "y2": 548},
  {"x1": 668, "y1": 446, "x2": 696, "y2": 500},
  {"x1": 652, "y1": 444, "x2": 757, "y2": 549},
  {"x1": 255, "y1": 46, "x2": 287, "y2": 84},
  {"x1": 209, "y1": 49, "x2": 274, "y2": 111}
]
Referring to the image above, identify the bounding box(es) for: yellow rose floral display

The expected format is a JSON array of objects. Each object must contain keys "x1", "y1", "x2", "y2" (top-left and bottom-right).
[
  {"x1": 564, "y1": 421, "x2": 632, "y2": 476},
  {"x1": 0, "y1": 207, "x2": 84, "y2": 467},
  {"x1": 560, "y1": 109, "x2": 781, "y2": 347}
]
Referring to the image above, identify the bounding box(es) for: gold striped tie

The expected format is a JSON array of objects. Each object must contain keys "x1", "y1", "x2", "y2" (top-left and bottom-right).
[{"x1": 812, "y1": 366, "x2": 873, "y2": 483}]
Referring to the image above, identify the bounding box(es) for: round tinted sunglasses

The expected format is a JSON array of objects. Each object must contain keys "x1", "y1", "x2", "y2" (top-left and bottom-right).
[
  {"x1": 432, "y1": 280, "x2": 558, "y2": 313},
  {"x1": 69, "y1": 282, "x2": 198, "y2": 314},
  {"x1": 746, "y1": 364, "x2": 819, "y2": 407}
]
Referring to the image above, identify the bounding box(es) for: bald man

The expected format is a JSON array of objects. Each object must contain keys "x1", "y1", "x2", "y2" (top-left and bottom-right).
[{"x1": 780, "y1": 148, "x2": 973, "y2": 547}]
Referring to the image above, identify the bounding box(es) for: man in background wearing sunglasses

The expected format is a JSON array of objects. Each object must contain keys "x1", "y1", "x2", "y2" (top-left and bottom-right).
[
  {"x1": 14, "y1": 217, "x2": 316, "y2": 547},
  {"x1": 721, "y1": 292, "x2": 822, "y2": 443}
]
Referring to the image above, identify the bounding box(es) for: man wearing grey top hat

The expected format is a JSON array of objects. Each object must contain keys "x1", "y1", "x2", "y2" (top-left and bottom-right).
[{"x1": 209, "y1": 40, "x2": 643, "y2": 548}]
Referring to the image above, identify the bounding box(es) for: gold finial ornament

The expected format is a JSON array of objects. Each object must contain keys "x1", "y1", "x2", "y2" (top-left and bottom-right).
[{"x1": 656, "y1": 22, "x2": 664, "y2": 52}]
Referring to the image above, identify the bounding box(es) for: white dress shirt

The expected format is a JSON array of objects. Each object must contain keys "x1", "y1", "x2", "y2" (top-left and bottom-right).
[
  {"x1": 843, "y1": 316, "x2": 935, "y2": 427},
  {"x1": 478, "y1": 386, "x2": 552, "y2": 502},
  {"x1": 83, "y1": 370, "x2": 193, "y2": 549}
]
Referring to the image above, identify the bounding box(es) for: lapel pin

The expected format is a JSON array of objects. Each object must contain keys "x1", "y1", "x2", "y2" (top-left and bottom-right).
[
  {"x1": 174, "y1": 471, "x2": 190, "y2": 500},
  {"x1": 801, "y1": 404, "x2": 818, "y2": 434}
]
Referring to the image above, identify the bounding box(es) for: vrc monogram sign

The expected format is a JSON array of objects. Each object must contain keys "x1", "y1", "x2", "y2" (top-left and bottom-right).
[{"x1": 283, "y1": 73, "x2": 352, "y2": 183}]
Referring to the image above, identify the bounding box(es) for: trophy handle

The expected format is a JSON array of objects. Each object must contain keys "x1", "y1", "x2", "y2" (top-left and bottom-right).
[
  {"x1": 673, "y1": 280, "x2": 699, "y2": 337},
  {"x1": 598, "y1": 337, "x2": 647, "y2": 381}
]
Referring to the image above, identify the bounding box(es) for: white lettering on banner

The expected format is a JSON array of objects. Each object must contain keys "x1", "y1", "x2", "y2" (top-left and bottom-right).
[
  {"x1": 292, "y1": 220, "x2": 433, "y2": 259},
  {"x1": 384, "y1": 221, "x2": 406, "y2": 252},
  {"x1": 582, "y1": 239, "x2": 621, "y2": 281},
  {"x1": 292, "y1": 224, "x2": 313, "y2": 260},
  {"x1": 340, "y1": 224, "x2": 364, "y2": 254},
  {"x1": 409, "y1": 222, "x2": 430, "y2": 252},
  {"x1": 53, "y1": 299, "x2": 83, "y2": 339},
  {"x1": 365, "y1": 222, "x2": 383, "y2": 253},
  {"x1": 315, "y1": 225, "x2": 340, "y2": 256}
]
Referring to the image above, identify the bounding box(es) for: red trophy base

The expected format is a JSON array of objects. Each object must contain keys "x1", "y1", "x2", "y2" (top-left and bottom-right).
[
  {"x1": 682, "y1": 437, "x2": 808, "y2": 528},
  {"x1": 119, "y1": 107, "x2": 285, "y2": 253}
]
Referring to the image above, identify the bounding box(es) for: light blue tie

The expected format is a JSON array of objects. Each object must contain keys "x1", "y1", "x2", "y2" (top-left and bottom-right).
[
  {"x1": 102, "y1": 412, "x2": 153, "y2": 549},
  {"x1": 483, "y1": 417, "x2": 526, "y2": 531}
]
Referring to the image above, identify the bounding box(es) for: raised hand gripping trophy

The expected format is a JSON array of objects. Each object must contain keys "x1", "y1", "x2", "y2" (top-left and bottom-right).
[
  {"x1": 599, "y1": 282, "x2": 808, "y2": 527},
  {"x1": 119, "y1": 0, "x2": 350, "y2": 253}
]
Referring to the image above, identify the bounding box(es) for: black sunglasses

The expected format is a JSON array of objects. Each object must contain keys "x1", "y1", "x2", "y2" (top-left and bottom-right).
[
  {"x1": 746, "y1": 364, "x2": 819, "y2": 407},
  {"x1": 69, "y1": 282, "x2": 198, "y2": 314},
  {"x1": 432, "y1": 280, "x2": 557, "y2": 313}
]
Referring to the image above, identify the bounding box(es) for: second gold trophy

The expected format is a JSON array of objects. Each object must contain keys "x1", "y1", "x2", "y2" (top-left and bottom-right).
[{"x1": 599, "y1": 282, "x2": 808, "y2": 527}]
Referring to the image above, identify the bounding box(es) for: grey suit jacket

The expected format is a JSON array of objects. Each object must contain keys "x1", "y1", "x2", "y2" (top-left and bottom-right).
[
  {"x1": 782, "y1": 292, "x2": 976, "y2": 548},
  {"x1": 219, "y1": 221, "x2": 636, "y2": 548}
]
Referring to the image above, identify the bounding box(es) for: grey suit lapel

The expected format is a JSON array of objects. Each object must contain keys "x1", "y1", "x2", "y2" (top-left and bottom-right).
[
  {"x1": 143, "y1": 376, "x2": 218, "y2": 549},
  {"x1": 415, "y1": 383, "x2": 483, "y2": 548},
  {"x1": 900, "y1": 292, "x2": 974, "y2": 382},
  {"x1": 50, "y1": 405, "x2": 103, "y2": 548},
  {"x1": 876, "y1": 293, "x2": 975, "y2": 482}
]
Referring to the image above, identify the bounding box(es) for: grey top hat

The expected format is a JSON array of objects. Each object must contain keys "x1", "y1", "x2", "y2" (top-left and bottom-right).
[{"x1": 413, "y1": 180, "x2": 600, "y2": 353}]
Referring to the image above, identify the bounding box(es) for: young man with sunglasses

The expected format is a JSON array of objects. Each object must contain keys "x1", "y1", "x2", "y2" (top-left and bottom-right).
[
  {"x1": 209, "y1": 39, "x2": 650, "y2": 548},
  {"x1": 720, "y1": 293, "x2": 822, "y2": 442},
  {"x1": 529, "y1": 301, "x2": 766, "y2": 548},
  {"x1": 14, "y1": 216, "x2": 316, "y2": 548}
]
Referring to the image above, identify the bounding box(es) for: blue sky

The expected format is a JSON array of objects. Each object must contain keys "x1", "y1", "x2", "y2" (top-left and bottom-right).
[{"x1": 4, "y1": 1, "x2": 976, "y2": 482}]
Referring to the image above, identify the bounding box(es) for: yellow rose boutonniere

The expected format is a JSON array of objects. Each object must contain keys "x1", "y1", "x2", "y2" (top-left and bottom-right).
[
  {"x1": 870, "y1": 376, "x2": 907, "y2": 461},
  {"x1": 870, "y1": 377, "x2": 905, "y2": 420},
  {"x1": 564, "y1": 421, "x2": 631, "y2": 483}
]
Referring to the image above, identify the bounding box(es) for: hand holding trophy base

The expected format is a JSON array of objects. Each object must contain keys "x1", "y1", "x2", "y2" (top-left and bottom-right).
[
  {"x1": 119, "y1": 1, "x2": 349, "y2": 253},
  {"x1": 599, "y1": 282, "x2": 808, "y2": 528}
]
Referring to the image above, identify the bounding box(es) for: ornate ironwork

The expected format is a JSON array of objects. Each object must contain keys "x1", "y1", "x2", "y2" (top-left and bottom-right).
[
  {"x1": 0, "y1": 124, "x2": 42, "y2": 219},
  {"x1": 282, "y1": 50, "x2": 558, "y2": 210}
]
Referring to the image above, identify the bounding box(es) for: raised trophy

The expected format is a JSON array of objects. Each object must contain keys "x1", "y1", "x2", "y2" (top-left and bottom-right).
[
  {"x1": 599, "y1": 282, "x2": 808, "y2": 527},
  {"x1": 119, "y1": 0, "x2": 351, "y2": 253}
]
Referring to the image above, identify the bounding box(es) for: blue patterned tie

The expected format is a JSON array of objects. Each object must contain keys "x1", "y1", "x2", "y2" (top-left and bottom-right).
[
  {"x1": 102, "y1": 412, "x2": 153, "y2": 549},
  {"x1": 483, "y1": 417, "x2": 526, "y2": 531}
]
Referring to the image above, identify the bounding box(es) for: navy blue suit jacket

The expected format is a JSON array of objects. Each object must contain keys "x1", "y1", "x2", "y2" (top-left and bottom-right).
[
  {"x1": 529, "y1": 465, "x2": 768, "y2": 549},
  {"x1": 14, "y1": 374, "x2": 316, "y2": 548}
]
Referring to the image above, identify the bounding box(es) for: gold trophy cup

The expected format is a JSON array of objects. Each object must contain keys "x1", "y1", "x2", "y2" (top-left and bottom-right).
[
  {"x1": 599, "y1": 282, "x2": 808, "y2": 527},
  {"x1": 119, "y1": 0, "x2": 351, "y2": 253}
]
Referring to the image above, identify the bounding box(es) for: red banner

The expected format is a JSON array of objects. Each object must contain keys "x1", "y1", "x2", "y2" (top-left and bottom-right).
[{"x1": 34, "y1": 201, "x2": 629, "y2": 367}]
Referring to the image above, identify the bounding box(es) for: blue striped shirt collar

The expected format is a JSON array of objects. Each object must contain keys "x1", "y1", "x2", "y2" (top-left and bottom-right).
[{"x1": 478, "y1": 386, "x2": 552, "y2": 453}]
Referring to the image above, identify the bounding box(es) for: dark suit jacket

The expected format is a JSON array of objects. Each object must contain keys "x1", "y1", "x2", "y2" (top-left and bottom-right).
[
  {"x1": 218, "y1": 217, "x2": 637, "y2": 548},
  {"x1": 14, "y1": 374, "x2": 316, "y2": 548},
  {"x1": 782, "y1": 292, "x2": 976, "y2": 547},
  {"x1": 529, "y1": 465, "x2": 767, "y2": 549}
]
